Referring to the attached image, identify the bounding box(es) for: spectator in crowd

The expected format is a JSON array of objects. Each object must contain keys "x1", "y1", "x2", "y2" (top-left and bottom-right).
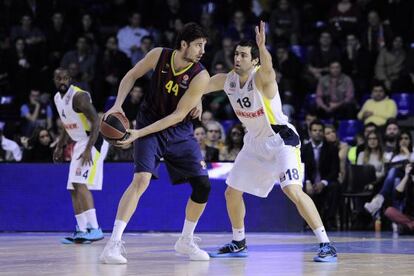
[
  {"x1": 10, "y1": 14, "x2": 45, "y2": 48},
  {"x1": 328, "y1": 0, "x2": 361, "y2": 41},
  {"x1": 357, "y1": 130, "x2": 385, "y2": 180},
  {"x1": 22, "y1": 127, "x2": 53, "y2": 162},
  {"x1": 384, "y1": 163, "x2": 414, "y2": 235},
  {"x1": 375, "y1": 36, "x2": 407, "y2": 92},
  {"x1": 77, "y1": 13, "x2": 101, "y2": 52},
  {"x1": 0, "y1": 127, "x2": 22, "y2": 162},
  {"x1": 349, "y1": 123, "x2": 379, "y2": 165},
  {"x1": 361, "y1": 10, "x2": 393, "y2": 66},
  {"x1": 45, "y1": 12, "x2": 73, "y2": 69},
  {"x1": 211, "y1": 37, "x2": 234, "y2": 72},
  {"x1": 106, "y1": 143, "x2": 134, "y2": 162},
  {"x1": 201, "y1": 110, "x2": 215, "y2": 129},
  {"x1": 131, "y1": 35, "x2": 154, "y2": 67},
  {"x1": 297, "y1": 110, "x2": 318, "y2": 144},
  {"x1": 220, "y1": 124, "x2": 245, "y2": 161},
  {"x1": 225, "y1": 10, "x2": 254, "y2": 42},
  {"x1": 385, "y1": 130, "x2": 414, "y2": 164},
  {"x1": 269, "y1": 0, "x2": 300, "y2": 45},
  {"x1": 67, "y1": 62, "x2": 90, "y2": 91},
  {"x1": 305, "y1": 31, "x2": 341, "y2": 89},
  {"x1": 205, "y1": 120, "x2": 226, "y2": 152},
  {"x1": 194, "y1": 125, "x2": 219, "y2": 162},
  {"x1": 199, "y1": 11, "x2": 220, "y2": 67},
  {"x1": 60, "y1": 36, "x2": 96, "y2": 86},
  {"x1": 95, "y1": 35, "x2": 130, "y2": 108},
  {"x1": 117, "y1": 12, "x2": 149, "y2": 62},
  {"x1": 383, "y1": 119, "x2": 400, "y2": 157},
  {"x1": 324, "y1": 124, "x2": 349, "y2": 184},
  {"x1": 123, "y1": 85, "x2": 144, "y2": 122},
  {"x1": 341, "y1": 33, "x2": 372, "y2": 96},
  {"x1": 357, "y1": 82, "x2": 397, "y2": 126},
  {"x1": 301, "y1": 120, "x2": 340, "y2": 230},
  {"x1": 20, "y1": 89, "x2": 53, "y2": 136},
  {"x1": 315, "y1": 61, "x2": 356, "y2": 119}
]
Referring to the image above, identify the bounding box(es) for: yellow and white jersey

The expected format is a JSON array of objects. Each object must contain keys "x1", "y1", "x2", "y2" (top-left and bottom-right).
[
  {"x1": 223, "y1": 68, "x2": 289, "y2": 138},
  {"x1": 54, "y1": 85, "x2": 91, "y2": 142}
]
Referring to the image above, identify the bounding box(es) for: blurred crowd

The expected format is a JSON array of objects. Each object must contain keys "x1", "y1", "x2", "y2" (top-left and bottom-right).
[{"x1": 1, "y1": 0, "x2": 414, "y2": 232}]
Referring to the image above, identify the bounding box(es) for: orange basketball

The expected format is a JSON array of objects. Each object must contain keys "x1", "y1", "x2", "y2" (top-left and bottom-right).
[{"x1": 100, "y1": 112, "x2": 130, "y2": 144}]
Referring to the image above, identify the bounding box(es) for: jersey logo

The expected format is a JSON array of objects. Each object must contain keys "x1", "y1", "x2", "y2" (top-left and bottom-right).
[{"x1": 230, "y1": 82, "x2": 236, "y2": 88}]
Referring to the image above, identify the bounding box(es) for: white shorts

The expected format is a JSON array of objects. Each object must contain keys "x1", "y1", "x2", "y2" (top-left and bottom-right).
[
  {"x1": 226, "y1": 126, "x2": 303, "y2": 198},
  {"x1": 67, "y1": 139, "x2": 109, "y2": 190}
]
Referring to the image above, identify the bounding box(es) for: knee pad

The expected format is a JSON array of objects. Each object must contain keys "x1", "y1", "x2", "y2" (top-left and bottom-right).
[{"x1": 189, "y1": 176, "x2": 211, "y2": 204}]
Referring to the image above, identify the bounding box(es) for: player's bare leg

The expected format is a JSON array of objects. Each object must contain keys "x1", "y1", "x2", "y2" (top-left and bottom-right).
[
  {"x1": 282, "y1": 184, "x2": 337, "y2": 262},
  {"x1": 185, "y1": 199, "x2": 206, "y2": 222}
]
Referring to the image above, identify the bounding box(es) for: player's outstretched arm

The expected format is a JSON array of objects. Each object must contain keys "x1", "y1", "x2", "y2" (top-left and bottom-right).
[
  {"x1": 105, "y1": 48, "x2": 162, "y2": 117},
  {"x1": 255, "y1": 21, "x2": 277, "y2": 99},
  {"x1": 204, "y1": 73, "x2": 227, "y2": 94},
  {"x1": 118, "y1": 70, "x2": 210, "y2": 145},
  {"x1": 73, "y1": 92, "x2": 100, "y2": 166}
]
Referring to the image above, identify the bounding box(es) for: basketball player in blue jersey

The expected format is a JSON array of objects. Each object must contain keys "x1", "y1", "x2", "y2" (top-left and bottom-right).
[
  {"x1": 100, "y1": 23, "x2": 212, "y2": 264},
  {"x1": 53, "y1": 68, "x2": 108, "y2": 244},
  {"x1": 204, "y1": 21, "x2": 337, "y2": 262}
]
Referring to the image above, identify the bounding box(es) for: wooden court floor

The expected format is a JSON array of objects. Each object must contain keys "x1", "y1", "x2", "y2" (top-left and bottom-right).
[{"x1": 0, "y1": 232, "x2": 413, "y2": 276}]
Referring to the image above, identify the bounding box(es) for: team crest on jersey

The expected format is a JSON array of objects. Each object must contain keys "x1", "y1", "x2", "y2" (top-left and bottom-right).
[
  {"x1": 76, "y1": 167, "x2": 82, "y2": 176},
  {"x1": 200, "y1": 160, "x2": 207, "y2": 170},
  {"x1": 180, "y1": 74, "x2": 189, "y2": 89},
  {"x1": 279, "y1": 172, "x2": 286, "y2": 182},
  {"x1": 230, "y1": 81, "x2": 236, "y2": 88},
  {"x1": 248, "y1": 80, "x2": 253, "y2": 91}
]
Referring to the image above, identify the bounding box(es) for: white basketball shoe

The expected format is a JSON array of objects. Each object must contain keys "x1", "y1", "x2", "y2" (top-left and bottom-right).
[
  {"x1": 99, "y1": 240, "x2": 127, "y2": 264},
  {"x1": 174, "y1": 236, "x2": 210, "y2": 261}
]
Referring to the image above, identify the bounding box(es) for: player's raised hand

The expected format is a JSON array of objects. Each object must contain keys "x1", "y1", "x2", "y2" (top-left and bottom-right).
[{"x1": 255, "y1": 20, "x2": 266, "y2": 48}]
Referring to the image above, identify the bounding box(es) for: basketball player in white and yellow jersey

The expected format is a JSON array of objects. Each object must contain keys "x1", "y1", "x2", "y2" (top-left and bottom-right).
[
  {"x1": 205, "y1": 22, "x2": 337, "y2": 262},
  {"x1": 53, "y1": 68, "x2": 108, "y2": 244}
]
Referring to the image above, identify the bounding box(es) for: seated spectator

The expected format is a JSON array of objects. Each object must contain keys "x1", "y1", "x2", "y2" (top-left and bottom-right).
[
  {"x1": 383, "y1": 119, "x2": 400, "y2": 156},
  {"x1": 357, "y1": 131, "x2": 385, "y2": 180},
  {"x1": 220, "y1": 124, "x2": 245, "y2": 161},
  {"x1": 269, "y1": 0, "x2": 300, "y2": 45},
  {"x1": 328, "y1": 0, "x2": 361, "y2": 41},
  {"x1": 67, "y1": 62, "x2": 90, "y2": 91},
  {"x1": 10, "y1": 14, "x2": 45, "y2": 48},
  {"x1": 315, "y1": 61, "x2": 356, "y2": 119},
  {"x1": 354, "y1": 122, "x2": 378, "y2": 159},
  {"x1": 106, "y1": 144, "x2": 133, "y2": 162},
  {"x1": 301, "y1": 120, "x2": 340, "y2": 229},
  {"x1": 0, "y1": 128, "x2": 22, "y2": 162},
  {"x1": 20, "y1": 89, "x2": 53, "y2": 136},
  {"x1": 305, "y1": 31, "x2": 341, "y2": 90},
  {"x1": 375, "y1": 36, "x2": 407, "y2": 92},
  {"x1": 384, "y1": 163, "x2": 414, "y2": 235},
  {"x1": 357, "y1": 82, "x2": 397, "y2": 126},
  {"x1": 117, "y1": 12, "x2": 149, "y2": 62},
  {"x1": 211, "y1": 37, "x2": 234, "y2": 72},
  {"x1": 201, "y1": 111, "x2": 215, "y2": 129},
  {"x1": 22, "y1": 128, "x2": 53, "y2": 162},
  {"x1": 123, "y1": 85, "x2": 144, "y2": 122},
  {"x1": 60, "y1": 36, "x2": 96, "y2": 86},
  {"x1": 225, "y1": 10, "x2": 254, "y2": 42},
  {"x1": 77, "y1": 13, "x2": 101, "y2": 52},
  {"x1": 385, "y1": 130, "x2": 414, "y2": 164},
  {"x1": 325, "y1": 124, "x2": 349, "y2": 184},
  {"x1": 131, "y1": 35, "x2": 154, "y2": 68},
  {"x1": 194, "y1": 125, "x2": 219, "y2": 162},
  {"x1": 205, "y1": 121, "x2": 225, "y2": 152},
  {"x1": 297, "y1": 110, "x2": 318, "y2": 144}
]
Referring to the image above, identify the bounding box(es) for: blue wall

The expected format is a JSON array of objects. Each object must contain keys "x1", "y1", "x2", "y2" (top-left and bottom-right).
[{"x1": 0, "y1": 163, "x2": 302, "y2": 232}]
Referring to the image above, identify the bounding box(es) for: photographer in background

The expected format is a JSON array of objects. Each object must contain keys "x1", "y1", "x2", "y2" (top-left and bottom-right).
[{"x1": 384, "y1": 163, "x2": 414, "y2": 235}]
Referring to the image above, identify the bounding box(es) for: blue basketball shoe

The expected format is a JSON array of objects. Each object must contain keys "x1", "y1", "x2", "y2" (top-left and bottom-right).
[
  {"x1": 84, "y1": 227, "x2": 104, "y2": 242},
  {"x1": 313, "y1": 243, "x2": 337, "y2": 262},
  {"x1": 209, "y1": 240, "x2": 248, "y2": 258},
  {"x1": 61, "y1": 226, "x2": 91, "y2": 244}
]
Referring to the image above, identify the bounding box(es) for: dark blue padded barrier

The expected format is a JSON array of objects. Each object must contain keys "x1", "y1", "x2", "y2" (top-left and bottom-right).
[{"x1": 0, "y1": 163, "x2": 302, "y2": 232}]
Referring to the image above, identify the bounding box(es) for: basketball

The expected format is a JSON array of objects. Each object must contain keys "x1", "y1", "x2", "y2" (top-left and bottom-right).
[{"x1": 100, "y1": 112, "x2": 130, "y2": 143}]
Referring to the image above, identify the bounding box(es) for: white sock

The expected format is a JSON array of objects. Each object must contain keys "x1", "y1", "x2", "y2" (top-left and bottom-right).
[
  {"x1": 313, "y1": 226, "x2": 330, "y2": 243},
  {"x1": 75, "y1": 213, "x2": 88, "y2": 232},
  {"x1": 232, "y1": 227, "x2": 245, "y2": 241},
  {"x1": 84, "y1": 208, "x2": 99, "y2": 229},
  {"x1": 181, "y1": 219, "x2": 197, "y2": 237},
  {"x1": 110, "y1": 220, "x2": 127, "y2": 241}
]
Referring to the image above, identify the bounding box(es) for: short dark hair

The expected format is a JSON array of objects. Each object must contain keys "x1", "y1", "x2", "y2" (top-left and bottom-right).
[
  {"x1": 235, "y1": 39, "x2": 259, "y2": 61},
  {"x1": 364, "y1": 122, "x2": 378, "y2": 130},
  {"x1": 174, "y1": 22, "x2": 208, "y2": 50},
  {"x1": 309, "y1": 120, "x2": 325, "y2": 131},
  {"x1": 371, "y1": 80, "x2": 387, "y2": 92}
]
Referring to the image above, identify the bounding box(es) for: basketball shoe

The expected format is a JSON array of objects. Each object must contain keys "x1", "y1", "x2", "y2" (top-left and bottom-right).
[
  {"x1": 313, "y1": 243, "x2": 337, "y2": 262},
  {"x1": 60, "y1": 226, "x2": 91, "y2": 244},
  {"x1": 99, "y1": 240, "x2": 127, "y2": 264},
  {"x1": 174, "y1": 236, "x2": 210, "y2": 261},
  {"x1": 209, "y1": 239, "x2": 248, "y2": 258}
]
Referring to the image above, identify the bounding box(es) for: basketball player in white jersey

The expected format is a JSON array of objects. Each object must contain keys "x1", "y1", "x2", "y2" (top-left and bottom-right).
[
  {"x1": 53, "y1": 68, "x2": 109, "y2": 244},
  {"x1": 205, "y1": 22, "x2": 337, "y2": 262}
]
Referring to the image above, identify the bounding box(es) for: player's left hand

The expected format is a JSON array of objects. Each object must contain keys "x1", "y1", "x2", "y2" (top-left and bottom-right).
[
  {"x1": 189, "y1": 102, "x2": 202, "y2": 121},
  {"x1": 117, "y1": 129, "x2": 139, "y2": 146},
  {"x1": 255, "y1": 20, "x2": 266, "y2": 48},
  {"x1": 78, "y1": 149, "x2": 93, "y2": 166}
]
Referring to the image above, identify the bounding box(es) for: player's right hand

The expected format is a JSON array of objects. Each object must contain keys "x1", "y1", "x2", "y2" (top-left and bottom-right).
[
  {"x1": 103, "y1": 105, "x2": 125, "y2": 120},
  {"x1": 53, "y1": 146, "x2": 64, "y2": 163}
]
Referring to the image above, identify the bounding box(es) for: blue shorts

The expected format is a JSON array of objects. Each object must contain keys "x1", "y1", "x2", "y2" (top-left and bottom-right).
[{"x1": 134, "y1": 121, "x2": 208, "y2": 184}]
